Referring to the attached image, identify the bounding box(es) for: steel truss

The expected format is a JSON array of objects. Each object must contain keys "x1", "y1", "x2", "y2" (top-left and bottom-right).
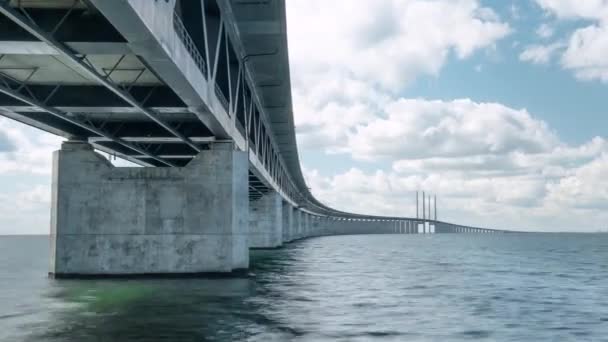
[{"x1": 0, "y1": 1, "x2": 202, "y2": 158}]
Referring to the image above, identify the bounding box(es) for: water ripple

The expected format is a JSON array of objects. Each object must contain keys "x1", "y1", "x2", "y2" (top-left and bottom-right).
[{"x1": 0, "y1": 234, "x2": 607, "y2": 341}]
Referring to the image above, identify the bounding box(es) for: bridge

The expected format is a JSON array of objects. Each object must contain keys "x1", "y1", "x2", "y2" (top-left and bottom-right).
[{"x1": 0, "y1": 0, "x2": 509, "y2": 277}]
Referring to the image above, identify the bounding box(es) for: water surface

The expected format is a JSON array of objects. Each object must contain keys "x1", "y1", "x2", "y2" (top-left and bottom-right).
[{"x1": 1, "y1": 234, "x2": 607, "y2": 341}]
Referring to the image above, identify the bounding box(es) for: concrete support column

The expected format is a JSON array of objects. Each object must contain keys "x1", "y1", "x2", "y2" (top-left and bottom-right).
[
  {"x1": 304, "y1": 213, "x2": 311, "y2": 238},
  {"x1": 249, "y1": 191, "x2": 283, "y2": 249},
  {"x1": 320, "y1": 217, "x2": 325, "y2": 236},
  {"x1": 318, "y1": 217, "x2": 326, "y2": 236},
  {"x1": 293, "y1": 209, "x2": 302, "y2": 240},
  {"x1": 327, "y1": 218, "x2": 335, "y2": 235},
  {"x1": 336, "y1": 219, "x2": 343, "y2": 235},
  {"x1": 311, "y1": 216, "x2": 321, "y2": 237},
  {"x1": 281, "y1": 201, "x2": 293, "y2": 243},
  {"x1": 50, "y1": 141, "x2": 248, "y2": 277}
]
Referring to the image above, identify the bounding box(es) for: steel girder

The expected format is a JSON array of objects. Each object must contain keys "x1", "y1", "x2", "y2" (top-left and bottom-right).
[{"x1": 0, "y1": 2, "x2": 202, "y2": 155}]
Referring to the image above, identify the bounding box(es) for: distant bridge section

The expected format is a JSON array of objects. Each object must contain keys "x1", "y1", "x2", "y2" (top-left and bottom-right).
[{"x1": 0, "y1": 0, "x2": 511, "y2": 278}]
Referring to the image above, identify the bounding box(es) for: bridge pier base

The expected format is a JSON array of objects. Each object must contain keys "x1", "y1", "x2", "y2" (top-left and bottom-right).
[
  {"x1": 281, "y1": 201, "x2": 293, "y2": 243},
  {"x1": 49, "y1": 141, "x2": 249, "y2": 277},
  {"x1": 292, "y1": 209, "x2": 302, "y2": 240},
  {"x1": 311, "y1": 216, "x2": 320, "y2": 237},
  {"x1": 302, "y1": 212, "x2": 309, "y2": 238},
  {"x1": 249, "y1": 191, "x2": 283, "y2": 249}
]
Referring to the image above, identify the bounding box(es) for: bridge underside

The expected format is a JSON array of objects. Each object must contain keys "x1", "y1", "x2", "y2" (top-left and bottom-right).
[
  {"x1": 0, "y1": 0, "x2": 506, "y2": 277},
  {"x1": 0, "y1": 0, "x2": 286, "y2": 201}
]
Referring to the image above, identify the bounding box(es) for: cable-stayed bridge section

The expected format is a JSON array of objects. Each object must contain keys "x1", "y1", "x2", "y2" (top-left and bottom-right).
[{"x1": 0, "y1": 0, "x2": 507, "y2": 277}]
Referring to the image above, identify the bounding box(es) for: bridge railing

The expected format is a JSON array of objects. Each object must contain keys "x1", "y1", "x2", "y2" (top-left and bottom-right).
[
  {"x1": 173, "y1": 11, "x2": 232, "y2": 116},
  {"x1": 172, "y1": 11, "x2": 208, "y2": 78},
  {"x1": 214, "y1": 84, "x2": 230, "y2": 114},
  {"x1": 173, "y1": 4, "x2": 302, "y2": 208}
]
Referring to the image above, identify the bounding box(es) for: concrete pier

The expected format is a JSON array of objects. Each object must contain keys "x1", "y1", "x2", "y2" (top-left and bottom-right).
[
  {"x1": 311, "y1": 216, "x2": 321, "y2": 236},
  {"x1": 50, "y1": 141, "x2": 249, "y2": 277},
  {"x1": 303, "y1": 212, "x2": 309, "y2": 237},
  {"x1": 281, "y1": 201, "x2": 294, "y2": 243},
  {"x1": 293, "y1": 209, "x2": 302, "y2": 240},
  {"x1": 249, "y1": 191, "x2": 282, "y2": 249}
]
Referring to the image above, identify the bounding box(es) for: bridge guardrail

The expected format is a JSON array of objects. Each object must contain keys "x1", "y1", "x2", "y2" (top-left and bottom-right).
[
  {"x1": 173, "y1": 11, "x2": 208, "y2": 78},
  {"x1": 214, "y1": 84, "x2": 230, "y2": 114},
  {"x1": 173, "y1": 12, "x2": 231, "y2": 115}
]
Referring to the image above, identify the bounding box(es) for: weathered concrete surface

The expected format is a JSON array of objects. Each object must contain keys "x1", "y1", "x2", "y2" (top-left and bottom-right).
[
  {"x1": 311, "y1": 216, "x2": 320, "y2": 237},
  {"x1": 292, "y1": 209, "x2": 302, "y2": 240},
  {"x1": 249, "y1": 191, "x2": 282, "y2": 248},
  {"x1": 50, "y1": 141, "x2": 248, "y2": 277},
  {"x1": 281, "y1": 201, "x2": 293, "y2": 243},
  {"x1": 303, "y1": 213, "x2": 310, "y2": 238}
]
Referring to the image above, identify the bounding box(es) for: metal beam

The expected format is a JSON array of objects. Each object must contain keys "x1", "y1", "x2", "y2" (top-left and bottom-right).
[
  {"x1": 0, "y1": 2, "x2": 202, "y2": 154},
  {"x1": 0, "y1": 41, "x2": 132, "y2": 55},
  {"x1": 134, "y1": 155, "x2": 195, "y2": 159},
  {"x1": 89, "y1": 136, "x2": 216, "y2": 144},
  {"x1": 0, "y1": 82, "x2": 174, "y2": 167},
  {"x1": 92, "y1": 142, "x2": 154, "y2": 167}
]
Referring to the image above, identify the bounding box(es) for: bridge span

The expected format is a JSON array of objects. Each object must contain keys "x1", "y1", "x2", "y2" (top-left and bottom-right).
[{"x1": 0, "y1": 0, "x2": 509, "y2": 277}]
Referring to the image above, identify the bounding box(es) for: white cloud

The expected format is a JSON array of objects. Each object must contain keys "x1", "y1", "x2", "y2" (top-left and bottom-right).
[
  {"x1": 533, "y1": 0, "x2": 608, "y2": 81},
  {"x1": 0, "y1": 184, "x2": 52, "y2": 235},
  {"x1": 287, "y1": 0, "x2": 511, "y2": 92},
  {"x1": 519, "y1": 42, "x2": 565, "y2": 64},
  {"x1": 561, "y1": 24, "x2": 608, "y2": 81},
  {"x1": 289, "y1": 1, "x2": 512, "y2": 153},
  {"x1": 297, "y1": 89, "x2": 608, "y2": 231},
  {"x1": 534, "y1": 0, "x2": 608, "y2": 21},
  {"x1": 349, "y1": 99, "x2": 558, "y2": 160},
  {"x1": 304, "y1": 144, "x2": 608, "y2": 231},
  {"x1": 0, "y1": 117, "x2": 63, "y2": 175},
  {"x1": 298, "y1": 97, "x2": 560, "y2": 161},
  {"x1": 536, "y1": 23, "x2": 555, "y2": 39},
  {"x1": 546, "y1": 154, "x2": 608, "y2": 210}
]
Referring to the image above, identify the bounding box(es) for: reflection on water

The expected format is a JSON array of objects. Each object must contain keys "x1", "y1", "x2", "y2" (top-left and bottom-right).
[
  {"x1": 38, "y1": 278, "x2": 268, "y2": 341},
  {"x1": 1, "y1": 234, "x2": 608, "y2": 341}
]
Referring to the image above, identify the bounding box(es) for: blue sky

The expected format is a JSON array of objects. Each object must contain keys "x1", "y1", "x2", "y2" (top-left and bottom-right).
[
  {"x1": 1, "y1": 0, "x2": 608, "y2": 234},
  {"x1": 288, "y1": 0, "x2": 608, "y2": 231}
]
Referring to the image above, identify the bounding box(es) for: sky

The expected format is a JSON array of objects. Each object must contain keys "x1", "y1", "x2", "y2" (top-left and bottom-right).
[{"x1": 0, "y1": 0, "x2": 607, "y2": 234}]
